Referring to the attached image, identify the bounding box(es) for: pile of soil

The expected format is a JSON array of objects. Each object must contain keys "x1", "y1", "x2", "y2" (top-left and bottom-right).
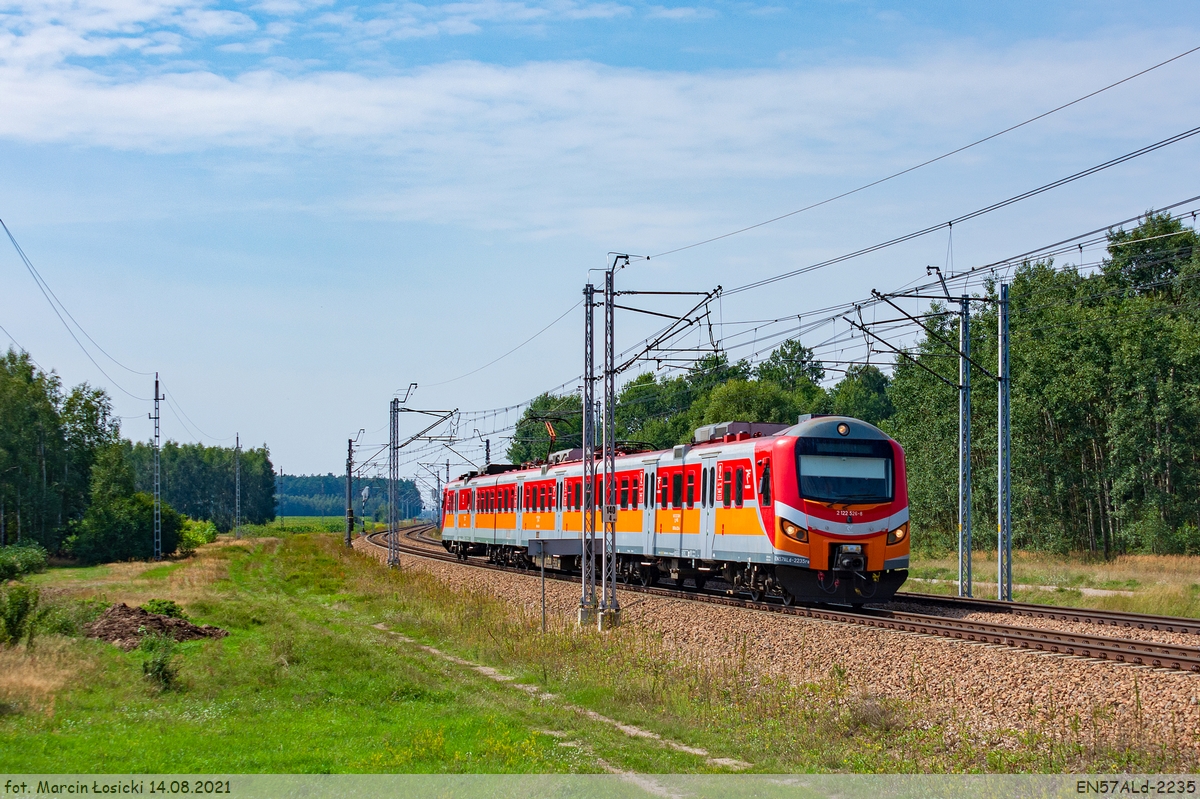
[{"x1": 84, "y1": 603, "x2": 228, "y2": 651}]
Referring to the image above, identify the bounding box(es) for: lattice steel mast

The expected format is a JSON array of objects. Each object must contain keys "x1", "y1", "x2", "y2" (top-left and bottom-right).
[
  {"x1": 388, "y1": 397, "x2": 400, "y2": 567},
  {"x1": 234, "y1": 434, "x2": 241, "y2": 540},
  {"x1": 599, "y1": 262, "x2": 622, "y2": 629},
  {"x1": 151, "y1": 374, "x2": 162, "y2": 560},
  {"x1": 579, "y1": 283, "x2": 598, "y2": 624}
]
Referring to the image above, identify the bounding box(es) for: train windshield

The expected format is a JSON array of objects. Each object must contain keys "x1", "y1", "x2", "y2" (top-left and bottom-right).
[{"x1": 795, "y1": 438, "x2": 893, "y2": 504}]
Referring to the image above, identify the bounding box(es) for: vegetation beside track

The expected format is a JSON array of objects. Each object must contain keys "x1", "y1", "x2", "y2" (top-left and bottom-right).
[
  {"x1": 2, "y1": 532, "x2": 1195, "y2": 773},
  {"x1": 911, "y1": 549, "x2": 1200, "y2": 617}
]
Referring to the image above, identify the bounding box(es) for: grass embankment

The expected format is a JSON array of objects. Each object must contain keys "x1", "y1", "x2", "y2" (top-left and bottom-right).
[
  {"x1": 910, "y1": 549, "x2": 1200, "y2": 617},
  {"x1": 0, "y1": 535, "x2": 1191, "y2": 773}
]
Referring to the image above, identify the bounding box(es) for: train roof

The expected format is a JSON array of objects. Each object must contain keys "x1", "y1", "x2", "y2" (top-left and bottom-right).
[{"x1": 446, "y1": 415, "x2": 892, "y2": 487}]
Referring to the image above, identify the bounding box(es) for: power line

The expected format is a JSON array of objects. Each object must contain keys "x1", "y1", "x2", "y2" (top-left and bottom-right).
[
  {"x1": 727, "y1": 126, "x2": 1200, "y2": 297},
  {"x1": 424, "y1": 300, "x2": 582, "y2": 387},
  {"x1": 1, "y1": 218, "x2": 151, "y2": 400},
  {"x1": 647, "y1": 44, "x2": 1200, "y2": 260},
  {"x1": 163, "y1": 387, "x2": 234, "y2": 442}
]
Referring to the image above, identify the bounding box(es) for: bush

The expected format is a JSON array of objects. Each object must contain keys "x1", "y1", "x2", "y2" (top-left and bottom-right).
[
  {"x1": 0, "y1": 584, "x2": 40, "y2": 647},
  {"x1": 178, "y1": 519, "x2": 217, "y2": 557},
  {"x1": 38, "y1": 597, "x2": 108, "y2": 637},
  {"x1": 0, "y1": 545, "x2": 48, "y2": 581},
  {"x1": 140, "y1": 632, "x2": 179, "y2": 690},
  {"x1": 142, "y1": 599, "x2": 187, "y2": 620}
]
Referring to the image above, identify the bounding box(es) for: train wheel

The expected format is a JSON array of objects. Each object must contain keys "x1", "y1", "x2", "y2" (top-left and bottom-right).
[
  {"x1": 694, "y1": 576, "x2": 707, "y2": 591},
  {"x1": 781, "y1": 590, "x2": 795, "y2": 607},
  {"x1": 638, "y1": 566, "x2": 656, "y2": 587},
  {"x1": 747, "y1": 588, "x2": 762, "y2": 602}
]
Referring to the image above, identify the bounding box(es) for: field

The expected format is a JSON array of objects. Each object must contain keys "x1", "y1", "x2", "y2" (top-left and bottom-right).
[
  {"x1": 0, "y1": 534, "x2": 1194, "y2": 774},
  {"x1": 910, "y1": 549, "x2": 1200, "y2": 617},
  {"x1": 236, "y1": 516, "x2": 428, "y2": 537}
]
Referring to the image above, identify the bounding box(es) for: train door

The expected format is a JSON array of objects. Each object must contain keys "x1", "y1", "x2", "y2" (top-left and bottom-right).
[
  {"x1": 488, "y1": 486, "x2": 497, "y2": 546},
  {"x1": 700, "y1": 455, "x2": 718, "y2": 559},
  {"x1": 642, "y1": 460, "x2": 658, "y2": 556},
  {"x1": 469, "y1": 488, "x2": 476, "y2": 540},
  {"x1": 515, "y1": 480, "x2": 524, "y2": 541},
  {"x1": 555, "y1": 475, "x2": 564, "y2": 536}
]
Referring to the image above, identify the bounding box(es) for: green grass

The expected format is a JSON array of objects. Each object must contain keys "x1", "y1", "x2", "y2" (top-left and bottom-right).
[
  {"x1": 1, "y1": 535, "x2": 1193, "y2": 773},
  {"x1": 0, "y1": 539, "x2": 706, "y2": 773}
]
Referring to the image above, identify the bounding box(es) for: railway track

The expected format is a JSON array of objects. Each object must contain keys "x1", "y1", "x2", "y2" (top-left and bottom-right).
[
  {"x1": 358, "y1": 529, "x2": 1200, "y2": 674},
  {"x1": 893, "y1": 590, "x2": 1200, "y2": 636}
]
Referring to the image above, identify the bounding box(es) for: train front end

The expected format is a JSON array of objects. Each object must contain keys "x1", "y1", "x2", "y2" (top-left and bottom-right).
[{"x1": 768, "y1": 415, "x2": 909, "y2": 605}]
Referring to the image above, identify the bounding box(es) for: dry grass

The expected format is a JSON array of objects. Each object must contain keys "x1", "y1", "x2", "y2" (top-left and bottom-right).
[
  {"x1": 29, "y1": 540, "x2": 239, "y2": 612},
  {"x1": 0, "y1": 638, "x2": 92, "y2": 716}
]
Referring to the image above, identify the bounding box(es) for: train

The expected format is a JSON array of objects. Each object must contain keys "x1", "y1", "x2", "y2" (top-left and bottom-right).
[{"x1": 439, "y1": 414, "x2": 909, "y2": 605}]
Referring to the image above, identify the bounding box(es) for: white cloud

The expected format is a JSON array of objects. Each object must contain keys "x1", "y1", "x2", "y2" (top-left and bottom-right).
[
  {"x1": 216, "y1": 35, "x2": 276, "y2": 51},
  {"x1": 0, "y1": 32, "x2": 1195, "y2": 246},
  {"x1": 646, "y1": 5, "x2": 716, "y2": 20}
]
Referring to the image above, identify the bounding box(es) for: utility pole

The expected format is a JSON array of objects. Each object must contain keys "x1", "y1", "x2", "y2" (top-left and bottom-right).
[
  {"x1": 957, "y1": 300, "x2": 972, "y2": 597},
  {"x1": 485, "y1": 439, "x2": 490, "y2": 468},
  {"x1": 150, "y1": 374, "x2": 162, "y2": 560},
  {"x1": 580, "y1": 282, "x2": 598, "y2": 625},
  {"x1": 599, "y1": 263, "x2": 622, "y2": 630},
  {"x1": 345, "y1": 438, "x2": 354, "y2": 547},
  {"x1": 997, "y1": 283, "x2": 1013, "y2": 600},
  {"x1": 234, "y1": 434, "x2": 242, "y2": 540},
  {"x1": 388, "y1": 398, "x2": 400, "y2": 567}
]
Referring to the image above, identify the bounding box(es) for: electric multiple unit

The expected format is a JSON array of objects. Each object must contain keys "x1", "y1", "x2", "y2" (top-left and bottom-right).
[{"x1": 440, "y1": 414, "x2": 909, "y2": 605}]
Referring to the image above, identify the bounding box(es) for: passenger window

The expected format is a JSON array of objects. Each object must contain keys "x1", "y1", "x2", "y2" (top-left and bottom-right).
[
  {"x1": 671, "y1": 473, "x2": 682, "y2": 509},
  {"x1": 701, "y1": 468, "x2": 708, "y2": 508},
  {"x1": 723, "y1": 470, "x2": 732, "y2": 508},
  {"x1": 659, "y1": 476, "x2": 668, "y2": 509},
  {"x1": 686, "y1": 472, "x2": 695, "y2": 508},
  {"x1": 735, "y1": 467, "x2": 744, "y2": 507},
  {"x1": 631, "y1": 476, "x2": 639, "y2": 509},
  {"x1": 620, "y1": 478, "x2": 629, "y2": 509}
]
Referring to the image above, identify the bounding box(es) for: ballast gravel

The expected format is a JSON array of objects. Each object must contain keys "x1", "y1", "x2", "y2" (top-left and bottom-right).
[{"x1": 354, "y1": 538, "x2": 1200, "y2": 754}]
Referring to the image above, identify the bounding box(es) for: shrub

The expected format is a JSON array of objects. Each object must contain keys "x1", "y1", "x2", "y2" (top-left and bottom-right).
[
  {"x1": 0, "y1": 584, "x2": 40, "y2": 647},
  {"x1": 140, "y1": 632, "x2": 179, "y2": 690},
  {"x1": 0, "y1": 545, "x2": 48, "y2": 581},
  {"x1": 177, "y1": 519, "x2": 217, "y2": 556},
  {"x1": 38, "y1": 597, "x2": 108, "y2": 637},
  {"x1": 142, "y1": 599, "x2": 187, "y2": 620}
]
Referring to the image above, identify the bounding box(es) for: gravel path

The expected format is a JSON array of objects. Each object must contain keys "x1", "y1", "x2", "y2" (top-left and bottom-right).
[{"x1": 354, "y1": 539, "x2": 1200, "y2": 755}]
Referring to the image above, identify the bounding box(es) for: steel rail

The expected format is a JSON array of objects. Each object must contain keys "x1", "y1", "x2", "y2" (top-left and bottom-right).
[
  {"x1": 356, "y1": 532, "x2": 1200, "y2": 673},
  {"x1": 895, "y1": 590, "x2": 1200, "y2": 637}
]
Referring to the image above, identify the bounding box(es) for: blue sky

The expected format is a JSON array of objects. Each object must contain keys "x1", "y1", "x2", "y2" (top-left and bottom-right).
[{"x1": 1, "y1": 0, "x2": 1198, "y2": 486}]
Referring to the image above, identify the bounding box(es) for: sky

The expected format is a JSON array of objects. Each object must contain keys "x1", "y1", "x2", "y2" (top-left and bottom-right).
[{"x1": 1, "y1": 0, "x2": 1198, "y2": 488}]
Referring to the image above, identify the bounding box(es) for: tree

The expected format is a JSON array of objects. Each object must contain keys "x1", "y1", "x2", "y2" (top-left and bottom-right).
[
  {"x1": 506, "y1": 393, "x2": 584, "y2": 465},
  {"x1": 755, "y1": 339, "x2": 825, "y2": 388},
  {"x1": 128, "y1": 441, "x2": 276, "y2": 530},
  {"x1": 830, "y1": 365, "x2": 893, "y2": 426},
  {"x1": 0, "y1": 350, "x2": 66, "y2": 550},
  {"x1": 69, "y1": 444, "x2": 181, "y2": 564},
  {"x1": 60, "y1": 383, "x2": 120, "y2": 526},
  {"x1": 1102, "y1": 211, "x2": 1198, "y2": 296}
]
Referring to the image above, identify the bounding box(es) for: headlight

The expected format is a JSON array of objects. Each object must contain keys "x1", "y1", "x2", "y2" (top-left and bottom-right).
[
  {"x1": 887, "y1": 523, "x2": 909, "y2": 545},
  {"x1": 779, "y1": 519, "x2": 808, "y2": 543}
]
